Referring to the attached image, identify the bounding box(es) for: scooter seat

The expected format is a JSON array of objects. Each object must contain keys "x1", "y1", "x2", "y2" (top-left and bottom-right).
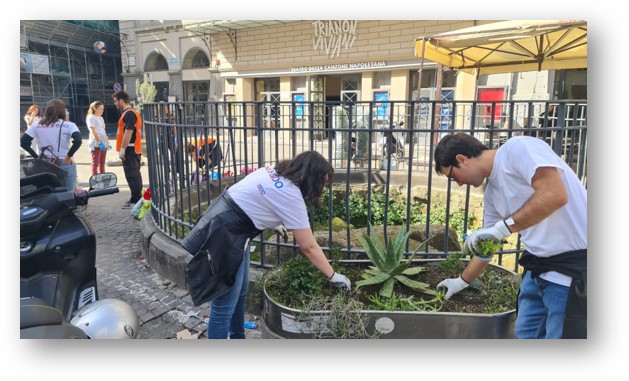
[
  {"x1": 20, "y1": 325, "x2": 88, "y2": 339},
  {"x1": 20, "y1": 297, "x2": 63, "y2": 329}
]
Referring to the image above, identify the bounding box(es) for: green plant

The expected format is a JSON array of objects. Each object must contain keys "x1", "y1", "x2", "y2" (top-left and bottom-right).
[
  {"x1": 263, "y1": 255, "x2": 334, "y2": 308},
  {"x1": 354, "y1": 225, "x2": 436, "y2": 298},
  {"x1": 429, "y1": 204, "x2": 479, "y2": 240},
  {"x1": 439, "y1": 251, "x2": 466, "y2": 274},
  {"x1": 283, "y1": 255, "x2": 327, "y2": 298},
  {"x1": 134, "y1": 73, "x2": 157, "y2": 113},
  {"x1": 478, "y1": 269, "x2": 520, "y2": 314},
  {"x1": 475, "y1": 240, "x2": 503, "y2": 259},
  {"x1": 313, "y1": 188, "x2": 477, "y2": 239},
  {"x1": 328, "y1": 246, "x2": 344, "y2": 262},
  {"x1": 298, "y1": 292, "x2": 377, "y2": 339}
]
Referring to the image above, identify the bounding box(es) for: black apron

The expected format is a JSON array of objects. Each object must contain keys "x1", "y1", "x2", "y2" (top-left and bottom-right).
[
  {"x1": 518, "y1": 249, "x2": 587, "y2": 339},
  {"x1": 182, "y1": 191, "x2": 262, "y2": 306}
]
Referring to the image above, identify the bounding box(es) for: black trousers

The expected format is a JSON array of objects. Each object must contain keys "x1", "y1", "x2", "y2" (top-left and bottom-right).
[{"x1": 122, "y1": 149, "x2": 143, "y2": 203}]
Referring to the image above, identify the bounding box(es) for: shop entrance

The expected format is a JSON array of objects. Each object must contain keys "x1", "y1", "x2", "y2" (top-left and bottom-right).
[{"x1": 321, "y1": 74, "x2": 360, "y2": 137}]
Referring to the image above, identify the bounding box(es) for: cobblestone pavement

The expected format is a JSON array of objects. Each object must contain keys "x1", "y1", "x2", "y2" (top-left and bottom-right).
[{"x1": 75, "y1": 149, "x2": 263, "y2": 339}]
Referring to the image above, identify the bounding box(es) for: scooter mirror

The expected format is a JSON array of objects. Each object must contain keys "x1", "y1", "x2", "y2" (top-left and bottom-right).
[{"x1": 89, "y1": 172, "x2": 118, "y2": 190}]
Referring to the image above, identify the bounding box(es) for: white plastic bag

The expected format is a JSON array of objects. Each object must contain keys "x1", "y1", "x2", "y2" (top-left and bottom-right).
[{"x1": 130, "y1": 198, "x2": 144, "y2": 219}]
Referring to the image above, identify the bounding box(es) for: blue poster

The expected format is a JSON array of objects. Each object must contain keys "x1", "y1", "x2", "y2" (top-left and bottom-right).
[
  {"x1": 293, "y1": 93, "x2": 305, "y2": 117},
  {"x1": 374, "y1": 91, "x2": 389, "y2": 119}
]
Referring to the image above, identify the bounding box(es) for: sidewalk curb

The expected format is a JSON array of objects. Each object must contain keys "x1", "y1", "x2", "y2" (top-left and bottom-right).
[{"x1": 141, "y1": 215, "x2": 189, "y2": 289}]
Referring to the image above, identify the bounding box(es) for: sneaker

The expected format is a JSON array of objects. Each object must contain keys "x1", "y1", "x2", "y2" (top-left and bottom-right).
[{"x1": 122, "y1": 201, "x2": 134, "y2": 209}]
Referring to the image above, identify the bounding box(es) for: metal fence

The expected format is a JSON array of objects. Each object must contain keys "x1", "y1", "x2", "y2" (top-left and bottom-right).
[{"x1": 143, "y1": 99, "x2": 587, "y2": 271}]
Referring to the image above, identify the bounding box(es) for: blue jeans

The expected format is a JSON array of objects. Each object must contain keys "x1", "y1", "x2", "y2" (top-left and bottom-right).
[
  {"x1": 206, "y1": 249, "x2": 250, "y2": 339},
  {"x1": 515, "y1": 272, "x2": 569, "y2": 339},
  {"x1": 60, "y1": 163, "x2": 77, "y2": 192}
]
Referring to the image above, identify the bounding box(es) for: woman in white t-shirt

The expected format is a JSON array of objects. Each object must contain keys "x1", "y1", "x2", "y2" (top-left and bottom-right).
[
  {"x1": 182, "y1": 150, "x2": 351, "y2": 339},
  {"x1": 23, "y1": 104, "x2": 41, "y2": 129},
  {"x1": 20, "y1": 98, "x2": 82, "y2": 191},
  {"x1": 86, "y1": 100, "x2": 109, "y2": 175}
]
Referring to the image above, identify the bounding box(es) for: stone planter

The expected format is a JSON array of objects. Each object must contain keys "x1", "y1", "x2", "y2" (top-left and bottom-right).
[{"x1": 261, "y1": 260, "x2": 517, "y2": 339}]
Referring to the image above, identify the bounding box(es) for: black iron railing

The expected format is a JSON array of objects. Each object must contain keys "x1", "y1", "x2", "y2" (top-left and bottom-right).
[{"x1": 142, "y1": 100, "x2": 587, "y2": 271}]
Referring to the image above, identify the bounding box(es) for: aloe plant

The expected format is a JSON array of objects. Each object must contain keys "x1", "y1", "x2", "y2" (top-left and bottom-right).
[{"x1": 355, "y1": 226, "x2": 436, "y2": 298}]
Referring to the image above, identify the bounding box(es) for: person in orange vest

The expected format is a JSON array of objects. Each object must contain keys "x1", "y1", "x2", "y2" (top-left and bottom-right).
[
  {"x1": 113, "y1": 90, "x2": 143, "y2": 209},
  {"x1": 188, "y1": 137, "x2": 222, "y2": 169}
]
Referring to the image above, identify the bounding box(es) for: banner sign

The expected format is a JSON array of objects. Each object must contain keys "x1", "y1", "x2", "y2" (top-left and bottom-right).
[{"x1": 20, "y1": 52, "x2": 50, "y2": 75}]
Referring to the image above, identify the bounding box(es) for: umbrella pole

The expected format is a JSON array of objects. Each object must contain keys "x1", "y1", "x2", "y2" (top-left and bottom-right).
[
  {"x1": 414, "y1": 38, "x2": 427, "y2": 151},
  {"x1": 433, "y1": 64, "x2": 443, "y2": 146},
  {"x1": 416, "y1": 38, "x2": 426, "y2": 101}
]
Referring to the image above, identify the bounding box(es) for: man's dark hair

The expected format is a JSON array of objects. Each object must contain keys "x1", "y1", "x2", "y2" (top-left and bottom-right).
[
  {"x1": 112, "y1": 90, "x2": 131, "y2": 104},
  {"x1": 434, "y1": 133, "x2": 489, "y2": 174},
  {"x1": 275, "y1": 151, "x2": 333, "y2": 208}
]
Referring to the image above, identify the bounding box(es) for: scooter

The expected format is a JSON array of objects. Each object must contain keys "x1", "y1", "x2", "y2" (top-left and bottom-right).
[
  {"x1": 380, "y1": 120, "x2": 405, "y2": 160},
  {"x1": 20, "y1": 158, "x2": 139, "y2": 339}
]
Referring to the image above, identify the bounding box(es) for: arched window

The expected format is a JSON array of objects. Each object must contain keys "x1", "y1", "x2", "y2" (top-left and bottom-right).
[
  {"x1": 145, "y1": 52, "x2": 168, "y2": 71},
  {"x1": 183, "y1": 48, "x2": 209, "y2": 69}
]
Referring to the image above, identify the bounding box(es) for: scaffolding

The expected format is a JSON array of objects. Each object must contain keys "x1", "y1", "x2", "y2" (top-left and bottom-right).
[{"x1": 20, "y1": 20, "x2": 123, "y2": 132}]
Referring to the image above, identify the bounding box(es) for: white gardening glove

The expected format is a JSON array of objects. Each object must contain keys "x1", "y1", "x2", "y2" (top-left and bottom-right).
[
  {"x1": 273, "y1": 224, "x2": 288, "y2": 243},
  {"x1": 328, "y1": 272, "x2": 351, "y2": 289},
  {"x1": 118, "y1": 150, "x2": 125, "y2": 160},
  {"x1": 437, "y1": 276, "x2": 469, "y2": 299},
  {"x1": 463, "y1": 220, "x2": 512, "y2": 258}
]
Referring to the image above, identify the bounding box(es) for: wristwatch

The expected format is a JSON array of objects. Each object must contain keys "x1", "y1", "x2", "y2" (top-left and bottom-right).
[{"x1": 503, "y1": 217, "x2": 514, "y2": 233}]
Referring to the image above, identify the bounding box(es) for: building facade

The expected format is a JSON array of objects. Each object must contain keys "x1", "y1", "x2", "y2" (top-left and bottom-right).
[
  {"x1": 20, "y1": 20, "x2": 124, "y2": 129},
  {"x1": 119, "y1": 20, "x2": 586, "y2": 121}
]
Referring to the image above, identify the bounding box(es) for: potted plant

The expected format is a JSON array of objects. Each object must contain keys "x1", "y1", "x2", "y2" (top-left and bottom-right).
[{"x1": 260, "y1": 227, "x2": 519, "y2": 339}]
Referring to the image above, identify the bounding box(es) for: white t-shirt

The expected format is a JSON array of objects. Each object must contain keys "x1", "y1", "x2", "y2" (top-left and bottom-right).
[
  {"x1": 22, "y1": 116, "x2": 40, "y2": 152},
  {"x1": 86, "y1": 114, "x2": 109, "y2": 151},
  {"x1": 228, "y1": 166, "x2": 311, "y2": 230},
  {"x1": 485, "y1": 136, "x2": 587, "y2": 287},
  {"x1": 24, "y1": 115, "x2": 41, "y2": 127},
  {"x1": 24, "y1": 119, "x2": 80, "y2": 158}
]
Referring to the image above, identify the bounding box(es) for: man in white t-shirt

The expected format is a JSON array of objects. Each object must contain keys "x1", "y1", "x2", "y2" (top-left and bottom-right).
[{"x1": 433, "y1": 133, "x2": 587, "y2": 339}]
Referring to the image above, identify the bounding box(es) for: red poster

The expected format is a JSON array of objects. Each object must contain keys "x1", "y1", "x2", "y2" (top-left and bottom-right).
[{"x1": 477, "y1": 88, "x2": 505, "y2": 123}]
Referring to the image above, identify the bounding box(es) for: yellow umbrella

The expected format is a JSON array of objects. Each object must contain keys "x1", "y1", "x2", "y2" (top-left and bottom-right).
[{"x1": 415, "y1": 20, "x2": 587, "y2": 75}]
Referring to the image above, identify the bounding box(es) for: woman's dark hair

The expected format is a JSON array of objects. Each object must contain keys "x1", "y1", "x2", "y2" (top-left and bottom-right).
[
  {"x1": 40, "y1": 99, "x2": 67, "y2": 126},
  {"x1": 275, "y1": 151, "x2": 333, "y2": 208},
  {"x1": 434, "y1": 133, "x2": 489, "y2": 174},
  {"x1": 187, "y1": 143, "x2": 197, "y2": 154}
]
